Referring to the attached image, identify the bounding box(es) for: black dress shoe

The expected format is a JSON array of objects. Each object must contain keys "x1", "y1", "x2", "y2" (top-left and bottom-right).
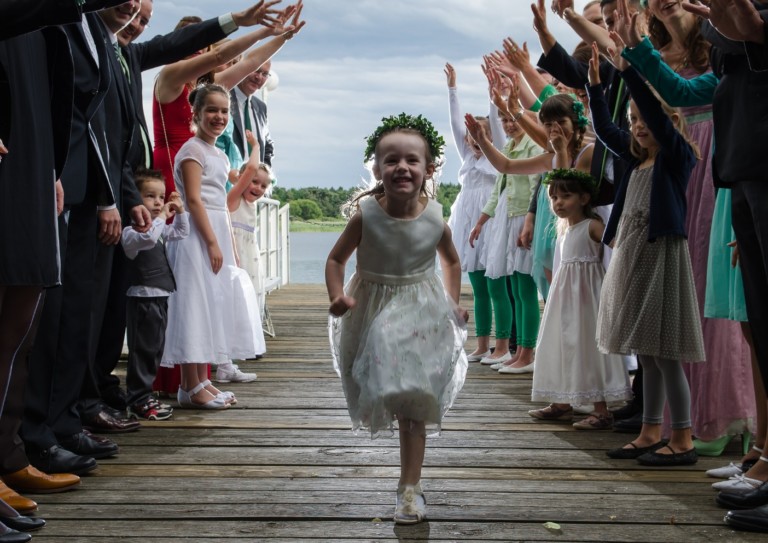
[
  {"x1": 724, "y1": 504, "x2": 768, "y2": 533},
  {"x1": 0, "y1": 527, "x2": 31, "y2": 543},
  {"x1": 717, "y1": 481, "x2": 768, "y2": 509},
  {"x1": 611, "y1": 403, "x2": 642, "y2": 420},
  {"x1": 613, "y1": 412, "x2": 643, "y2": 433},
  {"x1": 0, "y1": 516, "x2": 45, "y2": 532},
  {"x1": 101, "y1": 388, "x2": 128, "y2": 411},
  {"x1": 58, "y1": 431, "x2": 118, "y2": 460},
  {"x1": 28, "y1": 445, "x2": 97, "y2": 476},
  {"x1": 82, "y1": 409, "x2": 140, "y2": 434}
]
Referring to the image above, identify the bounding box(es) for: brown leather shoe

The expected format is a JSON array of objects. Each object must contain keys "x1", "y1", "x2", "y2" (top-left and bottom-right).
[
  {"x1": 82, "y1": 409, "x2": 140, "y2": 434},
  {"x1": 0, "y1": 481, "x2": 37, "y2": 514},
  {"x1": 2, "y1": 465, "x2": 80, "y2": 494}
]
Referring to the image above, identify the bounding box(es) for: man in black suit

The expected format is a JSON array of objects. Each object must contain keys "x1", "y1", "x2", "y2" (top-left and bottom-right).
[
  {"x1": 20, "y1": 0, "x2": 149, "y2": 477},
  {"x1": 686, "y1": 0, "x2": 768, "y2": 531},
  {"x1": 84, "y1": 0, "x2": 284, "y2": 421},
  {"x1": 231, "y1": 60, "x2": 275, "y2": 166},
  {"x1": 0, "y1": 0, "x2": 131, "y2": 510}
]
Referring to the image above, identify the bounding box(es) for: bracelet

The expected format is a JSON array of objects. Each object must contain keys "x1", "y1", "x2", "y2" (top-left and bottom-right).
[{"x1": 511, "y1": 110, "x2": 524, "y2": 122}]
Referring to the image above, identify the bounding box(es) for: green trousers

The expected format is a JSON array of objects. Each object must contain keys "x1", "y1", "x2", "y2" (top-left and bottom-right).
[
  {"x1": 468, "y1": 270, "x2": 512, "y2": 340},
  {"x1": 508, "y1": 272, "x2": 540, "y2": 348}
]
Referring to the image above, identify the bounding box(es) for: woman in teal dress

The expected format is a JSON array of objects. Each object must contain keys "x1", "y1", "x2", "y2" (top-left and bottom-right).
[{"x1": 619, "y1": 11, "x2": 763, "y2": 470}]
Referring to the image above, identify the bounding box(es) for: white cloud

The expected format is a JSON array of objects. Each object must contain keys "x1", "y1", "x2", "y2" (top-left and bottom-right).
[{"x1": 139, "y1": 0, "x2": 593, "y2": 188}]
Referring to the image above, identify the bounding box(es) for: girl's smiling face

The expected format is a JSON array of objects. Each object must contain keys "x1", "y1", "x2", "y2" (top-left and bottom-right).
[
  {"x1": 196, "y1": 91, "x2": 229, "y2": 142},
  {"x1": 243, "y1": 170, "x2": 271, "y2": 203},
  {"x1": 373, "y1": 132, "x2": 434, "y2": 202}
]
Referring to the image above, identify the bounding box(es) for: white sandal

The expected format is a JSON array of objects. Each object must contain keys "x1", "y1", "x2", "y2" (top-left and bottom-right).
[
  {"x1": 394, "y1": 483, "x2": 426, "y2": 524},
  {"x1": 179, "y1": 382, "x2": 229, "y2": 410}
]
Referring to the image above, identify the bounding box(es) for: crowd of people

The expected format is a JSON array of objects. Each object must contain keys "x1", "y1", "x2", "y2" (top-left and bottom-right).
[
  {"x1": 0, "y1": 0, "x2": 304, "y2": 540},
  {"x1": 2, "y1": 0, "x2": 768, "y2": 538},
  {"x1": 325, "y1": 0, "x2": 768, "y2": 532}
]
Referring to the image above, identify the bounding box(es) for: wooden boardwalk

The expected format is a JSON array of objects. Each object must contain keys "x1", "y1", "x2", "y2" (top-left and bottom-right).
[{"x1": 33, "y1": 284, "x2": 761, "y2": 542}]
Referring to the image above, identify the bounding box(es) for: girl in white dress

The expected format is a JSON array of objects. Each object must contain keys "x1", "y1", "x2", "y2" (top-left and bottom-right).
[
  {"x1": 443, "y1": 63, "x2": 501, "y2": 361},
  {"x1": 227, "y1": 131, "x2": 273, "y2": 312},
  {"x1": 326, "y1": 114, "x2": 468, "y2": 525},
  {"x1": 528, "y1": 169, "x2": 631, "y2": 429},
  {"x1": 162, "y1": 84, "x2": 265, "y2": 409}
]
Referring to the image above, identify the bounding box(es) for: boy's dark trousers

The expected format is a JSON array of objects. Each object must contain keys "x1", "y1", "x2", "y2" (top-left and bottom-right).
[{"x1": 125, "y1": 296, "x2": 169, "y2": 407}]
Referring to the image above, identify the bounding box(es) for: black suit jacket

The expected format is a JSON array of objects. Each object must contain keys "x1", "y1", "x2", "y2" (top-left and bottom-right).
[
  {"x1": 0, "y1": 0, "x2": 125, "y2": 40},
  {"x1": 59, "y1": 13, "x2": 115, "y2": 207},
  {"x1": 704, "y1": 9, "x2": 768, "y2": 185},
  {"x1": 122, "y1": 17, "x2": 228, "y2": 172},
  {"x1": 231, "y1": 89, "x2": 274, "y2": 166},
  {"x1": 537, "y1": 42, "x2": 628, "y2": 205}
]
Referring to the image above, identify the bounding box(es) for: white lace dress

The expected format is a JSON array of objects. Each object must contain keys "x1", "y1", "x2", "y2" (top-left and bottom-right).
[
  {"x1": 161, "y1": 137, "x2": 265, "y2": 366},
  {"x1": 532, "y1": 219, "x2": 631, "y2": 406},
  {"x1": 330, "y1": 197, "x2": 468, "y2": 437}
]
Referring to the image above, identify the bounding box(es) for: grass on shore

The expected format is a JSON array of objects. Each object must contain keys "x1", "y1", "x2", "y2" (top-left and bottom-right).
[{"x1": 290, "y1": 218, "x2": 347, "y2": 233}]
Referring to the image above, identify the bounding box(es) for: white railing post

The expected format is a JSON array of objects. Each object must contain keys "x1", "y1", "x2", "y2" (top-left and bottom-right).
[{"x1": 255, "y1": 198, "x2": 290, "y2": 336}]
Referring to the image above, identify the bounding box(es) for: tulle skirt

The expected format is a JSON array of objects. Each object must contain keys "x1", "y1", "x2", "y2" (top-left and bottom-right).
[{"x1": 329, "y1": 270, "x2": 467, "y2": 438}]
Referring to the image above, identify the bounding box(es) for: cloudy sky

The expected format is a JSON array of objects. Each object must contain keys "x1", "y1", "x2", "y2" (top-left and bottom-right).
[{"x1": 140, "y1": 0, "x2": 592, "y2": 189}]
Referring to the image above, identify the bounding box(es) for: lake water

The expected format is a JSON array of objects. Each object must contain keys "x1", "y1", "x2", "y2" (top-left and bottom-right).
[{"x1": 289, "y1": 231, "x2": 469, "y2": 284}]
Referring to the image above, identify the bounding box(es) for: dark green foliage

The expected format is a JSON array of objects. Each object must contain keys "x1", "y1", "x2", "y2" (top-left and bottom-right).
[
  {"x1": 290, "y1": 199, "x2": 323, "y2": 220},
  {"x1": 271, "y1": 183, "x2": 461, "y2": 219}
]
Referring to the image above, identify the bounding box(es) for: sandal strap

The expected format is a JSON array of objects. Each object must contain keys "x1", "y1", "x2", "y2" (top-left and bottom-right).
[
  {"x1": 755, "y1": 445, "x2": 764, "y2": 453},
  {"x1": 188, "y1": 382, "x2": 207, "y2": 397}
]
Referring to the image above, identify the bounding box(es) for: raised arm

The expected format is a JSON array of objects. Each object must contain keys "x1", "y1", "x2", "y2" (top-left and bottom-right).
[
  {"x1": 466, "y1": 114, "x2": 552, "y2": 175},
  {"x1": 586, "y1": 44, "x2": 632, "y2": 161},
  {"x1": 445, "y1": 63, "x2": 470, "y2": 158},
  {"x1": 227, "y1": 132, "x2": 261, "y2": 212}
]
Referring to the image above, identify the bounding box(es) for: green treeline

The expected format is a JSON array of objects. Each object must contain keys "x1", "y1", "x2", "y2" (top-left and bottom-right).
[{"x1": 272, "y1": 183, "x2": 462, "y2": 220}]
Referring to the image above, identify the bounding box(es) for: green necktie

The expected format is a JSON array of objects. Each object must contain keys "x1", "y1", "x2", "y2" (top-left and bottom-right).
[
  {"x1": 114, "y1": 43, "x2": 130, "y2": 83},
  {"x1": 243, "y1": 97, "x2": 253, "y2": 155}
]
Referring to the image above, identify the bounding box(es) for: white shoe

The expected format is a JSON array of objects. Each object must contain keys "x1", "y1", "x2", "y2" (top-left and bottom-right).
[
  {"x1": 498, "y1": 361, "x2": 534, "y2": 374},
  {"x1": 215, "y1": 364, "x2": 257, "y2": 383},
  {"x1": 480, "y1": 351, "x2": 513, "y2": 365},
  {"x1": 490, "y1": 361, "x2": 512, "y2": 370},
  {"x1": 707, "y1": 462, "x2": 745, "y2": 479},
  {"x1": 712, "y1": 474, "x2": 763, "y2": 492},
  {"x1": 467, "y1": 350, "x2": 491, "y2": 362},
  {"x1": 394, "y1": 483, "x2": 426, "y2": 524}
]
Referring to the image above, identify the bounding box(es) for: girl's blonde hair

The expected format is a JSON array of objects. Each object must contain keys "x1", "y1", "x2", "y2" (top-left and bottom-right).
[{"x1": 628, "y1": 93, "x2": 701, "y2": 162}]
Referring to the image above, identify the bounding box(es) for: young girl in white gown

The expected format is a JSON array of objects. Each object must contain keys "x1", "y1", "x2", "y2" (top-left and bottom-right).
[
  {"x1": 326, "y1": 114, "x2": 468, "y2": 525},
  {"x1": 529, "y1": 169, "x2": 631, "y2": 429},
  {"x1": 162, "y1": 84, "x2": 265, "y2": 409}
]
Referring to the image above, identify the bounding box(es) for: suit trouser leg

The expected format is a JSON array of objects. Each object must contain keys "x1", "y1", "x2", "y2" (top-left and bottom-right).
[
  {"x1": 732, "y1": 181, "x2": 768, "y2": 394},
  {"x1": 44, "y1": 203, "x2": 98, "y2": 440},
  {"x1": 125, "y1": 297, "x2": 168, "y2": 407}
]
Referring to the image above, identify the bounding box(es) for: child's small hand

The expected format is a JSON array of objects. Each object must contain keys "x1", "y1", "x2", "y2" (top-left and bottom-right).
[
  {"x1": 607, "y1": 31, "x2": 629, "y2": 71},
  {"x1": 464, "y1": 113, "x2": 488, "y2": 143},
  {"x1": 159, "y1": 202, "x2": 173, "y2": 220},
  {"x1": 245, "y1": 129, "x2": 258, "y2": 149},
  {"x1": 455, "y1": 306, "x2": 469, "y2": 325},
  {"x1": 468, "y1": 223, "x2": 483, "y2": 249},
  {"x1": 329, "y1": 295, "x2": 356, "y2": 317},
  {"x1": 444, "y1": 62, "x2": 456, "y2": 88},
  {"x1": 519, "y1": 215, "x2": 534, "y2": 249},
  {"x1": 167, "y1": 191, "x2": 185, "y2": 214},
  {"x1": 588, "y1": 42, "x2": 602, "y2": 86},
  {"x1": 207, "y1": 241, "x2": 224, "y2": 274},
  {"x1": 548, "y1": 122, "x2": 567, "y2": 155}
]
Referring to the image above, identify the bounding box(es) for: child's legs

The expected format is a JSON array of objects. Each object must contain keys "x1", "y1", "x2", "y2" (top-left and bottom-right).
[
  {"x1": 486, "y1": 276, "x2": 512, "y2": 354},
  {"x1": 510, "y1": 272, "x2": 540, "y2": 348},
  {"x1": 639, "y1": 355, "x2": 666, "y2": 426},
  {"x1": 468, "y1": 270, "x2": 492, "y2": 351},
  {"x1": 638, "y1": 355, "x2": 693, "y2": 450},
  {"x1": 125, "y1": 297, "x2": 168, "y2": 406},
  {"x1": 398, "y1": 419, "x2": 426, "y2": 487},
  {"x1": 506, "y1": 276, "x2": 517, "y2": 350}
]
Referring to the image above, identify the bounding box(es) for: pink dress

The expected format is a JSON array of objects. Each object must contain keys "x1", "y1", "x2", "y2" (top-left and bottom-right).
[{"x1": 676, "y1": 66, "x2": 755, "y2": 440}]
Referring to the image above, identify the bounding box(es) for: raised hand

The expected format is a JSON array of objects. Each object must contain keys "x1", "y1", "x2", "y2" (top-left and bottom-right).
[
  {"x1": 548, "y1": 121, "x2": 568, "y2": 155},
  {"x1": 607, "y1": 31, "x2": 629, "y2": 71},
  {"x1": 683, "y1": 0, "x2": 765, "y2": 43},
  {"x1": 278, "y1": 0, "x2": 305, "y2": 39},
  {"x1": 444, "y1": 62, "x2": 457, "y2": 88},
  {"x1": 614, "y1": 0, "x2": 642, "y2": 48},
  {"x1": 551, "y1": 0, "x2": 574, "y2": 17},
  {"x1": 232, "y1": 0, "x2": 283, "y2": 28},
  {"x1": 588, "y1": 42, "x2": 602, "y2": 86},
  {"x1": 168, "y1": 191, "x2": 185, "y2": 215},
  {"x1": 531, "y1": 0, "x2": 549, "y2": 35},
  {"x1": 329, "y1": 295, "x2": 356, "y2": 317},
  {"x1": 503, "y1": 38, "x2": 532, "y2": 72},
  {"x1": 464, "y1": 113, "x2": 489, "y2": 143}
]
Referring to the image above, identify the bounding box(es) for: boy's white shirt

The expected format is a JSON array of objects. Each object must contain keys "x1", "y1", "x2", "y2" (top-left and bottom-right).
[{"x1": 121, "y1": 214, "x2": 190, "y2": 297}]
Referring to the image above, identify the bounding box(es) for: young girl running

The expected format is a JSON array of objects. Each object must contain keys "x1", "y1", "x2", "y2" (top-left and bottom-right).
[
  {"x1": 326, "y1": 114, "x2": 468, "y2": 524},
  {"x1": 465, "y1": 91, "x2": 593, "y2": 373},
  {"x1": 529, "y1": 169, "x2": 631, "y2": 429},
  {"x1": 587, "y1": 43, "x2": 705, "y2": 465},
  {"x1": 443, "y1": 63, "x2": 506, "y2": 362},
  {"x1": 161, "y1": 84, "x2": 266, "y2": 408}
]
